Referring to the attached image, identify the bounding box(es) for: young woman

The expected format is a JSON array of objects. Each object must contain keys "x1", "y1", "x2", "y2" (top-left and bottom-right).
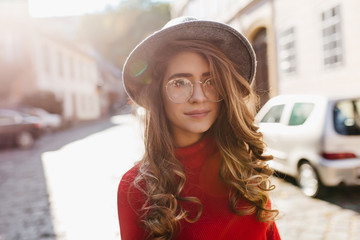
[{"x1": 118, "y1": 17, "x2": 280, "y2": 240}]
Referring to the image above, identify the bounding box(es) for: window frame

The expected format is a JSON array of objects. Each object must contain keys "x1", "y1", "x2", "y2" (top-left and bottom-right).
[
  {"x1": 320, "y1": 4, "x2": 343, "y2": 69},
  {"x1": 279, "y1": 26, "x2": 297, "y2": 75}
]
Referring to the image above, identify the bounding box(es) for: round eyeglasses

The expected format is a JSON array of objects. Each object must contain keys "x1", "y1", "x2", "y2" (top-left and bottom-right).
[{"x1": 165, "y1": 78, "x2": 223, "y2": 104}]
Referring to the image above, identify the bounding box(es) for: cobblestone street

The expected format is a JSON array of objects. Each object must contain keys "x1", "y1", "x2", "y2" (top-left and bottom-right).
[
  {"x1": 271, "y1": 177, "x2": 360, "y2": 240},
  {"x1": 0, "y1": 114, "x2": 359, "y2": 240},
  {"x1": 0, "y1": 134, "x2": 56, "y2": 240}
]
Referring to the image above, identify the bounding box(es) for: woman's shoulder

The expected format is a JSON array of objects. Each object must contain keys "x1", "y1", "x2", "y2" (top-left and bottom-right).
[
  {"x1": 117, "y1": 164, "x2": 146, "y2": 209},
  {"x1": 117, "y1": 164, "x2": 147, "y2": 239},
  {"x1": 118, "y1": 164, "x2": 140, "y2": 192}
]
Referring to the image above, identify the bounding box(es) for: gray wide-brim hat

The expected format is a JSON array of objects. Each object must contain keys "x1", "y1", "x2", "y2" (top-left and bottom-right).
[{"x1": 123, "y1": 16, "x2": 257, "y2": 108}]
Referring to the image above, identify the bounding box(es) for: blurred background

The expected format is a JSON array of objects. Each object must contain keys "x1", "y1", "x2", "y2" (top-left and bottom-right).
[
  {"x1": 0, "y1": 0, "x2": 170, "y2": 128},
  {"x1": 0, "y1": 0, "x2": 359, "y2": 240}
]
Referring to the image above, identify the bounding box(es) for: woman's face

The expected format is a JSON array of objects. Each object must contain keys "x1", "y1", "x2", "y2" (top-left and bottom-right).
[{"x1": 162, "y1": 51, "x2": 220, "y2": 147}]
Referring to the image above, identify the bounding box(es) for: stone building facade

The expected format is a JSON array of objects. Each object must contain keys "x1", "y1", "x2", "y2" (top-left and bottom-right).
[{"x1": 171, "y1": 0, "x2": 360, "y2": 101}]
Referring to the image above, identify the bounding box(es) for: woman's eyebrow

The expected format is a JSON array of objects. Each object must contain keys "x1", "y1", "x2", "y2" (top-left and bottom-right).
[
  {"x1": 168, "y1": 73, "x2": 192, "y2": 80},
  {"x1": 202, "y1": 72, "x2": 211, "y2": 77},
  {"x1": 167, "y1": 72, "x2": 211, "y2": 80}
]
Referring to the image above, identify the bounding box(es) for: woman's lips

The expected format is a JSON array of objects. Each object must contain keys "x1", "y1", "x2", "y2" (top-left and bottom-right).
[{"x1": 185, "y1": 110, "x2": 210, "y2": 118}]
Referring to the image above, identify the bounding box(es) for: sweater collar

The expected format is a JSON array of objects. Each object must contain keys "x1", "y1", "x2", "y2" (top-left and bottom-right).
[{"x1": 174, "y1": 134, "x2": 218, "y2": 168}]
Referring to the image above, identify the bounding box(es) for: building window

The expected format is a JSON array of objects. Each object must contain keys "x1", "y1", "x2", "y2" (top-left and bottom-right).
[
  {"x1": 69, "y1": 56, "x2": 74, "y2": 79},
  {"x1": 58, "y1": 51, "x2": 64, "y2": 77},
  {"x1": 279, "y1": 27, "x2": 296, "y2": 74},
  {"x1": 1, "y1": 33, "x2": 17, "y2": 62},
  {"x1": 82, "y1": 64, "x2": 87, "y2": 82},
  {"x1": 42, "y1": 45, "x2": 50, "y2": 73},
  {"x1": 321, "y1": 5, "x2": 343, "y2": 68},
  {"x1": 75, "y1": 59, "x2": 80, "y2": 80}
]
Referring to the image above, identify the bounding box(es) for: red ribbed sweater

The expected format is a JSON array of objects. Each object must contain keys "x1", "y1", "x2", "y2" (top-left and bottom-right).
[{"x1": 117, "y1": 135, "x2": 281, "y2": 239}]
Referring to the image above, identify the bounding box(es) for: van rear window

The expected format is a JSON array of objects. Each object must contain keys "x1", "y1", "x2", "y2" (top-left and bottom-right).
[{"x1": 333, "y1": 99, "x2": 360, "y2": 135}]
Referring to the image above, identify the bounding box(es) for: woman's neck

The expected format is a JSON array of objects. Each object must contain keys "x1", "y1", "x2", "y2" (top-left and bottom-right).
[{"x1": 173, "y1": 132, "x2": 204, "y2": 147}]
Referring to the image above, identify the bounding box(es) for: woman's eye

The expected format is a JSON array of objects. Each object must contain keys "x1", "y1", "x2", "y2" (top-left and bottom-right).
[
  {"x1": 205, "y1": 78, "x2": 214, "y2": 85},
  {"x1": 172, "y1": 79, "x2": 187, "y2": 87}
]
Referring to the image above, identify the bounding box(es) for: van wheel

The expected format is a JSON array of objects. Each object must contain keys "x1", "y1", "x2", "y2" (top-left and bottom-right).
[
  {"x1": 16, "y1": 131, "x2": 35, "y2": 149},
  {"x1": 297, "y1": 162, "x2": 326, "y2": 197}
]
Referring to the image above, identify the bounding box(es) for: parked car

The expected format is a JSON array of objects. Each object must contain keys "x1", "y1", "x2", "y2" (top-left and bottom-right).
[
  {"x1": 23, "y1": 107, "x2": 62, "y2": 131},
  {"x1": 0, "y1": 109, "x2": 43, "y2": 149},
  {"x1": 8, "y1": 105, "x2": 62, "y2": 132},
  {"x1": 255, "y1": 94, "x2": 360, "y2": 197}
]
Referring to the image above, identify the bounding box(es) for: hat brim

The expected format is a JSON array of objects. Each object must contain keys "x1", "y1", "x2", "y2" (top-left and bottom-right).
[{"x1": 123, "y1": 19, "x2": 257, "y2": 107}]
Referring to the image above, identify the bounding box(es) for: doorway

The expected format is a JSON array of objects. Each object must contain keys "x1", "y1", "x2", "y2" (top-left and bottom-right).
[{"x1": 252, "y1": 28, "x2": 270, "y2": 110}]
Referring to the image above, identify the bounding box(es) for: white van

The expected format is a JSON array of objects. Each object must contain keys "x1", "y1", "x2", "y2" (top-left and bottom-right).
[{"x1": 255, "y1": 94, "x2": 360, "y2": 197}]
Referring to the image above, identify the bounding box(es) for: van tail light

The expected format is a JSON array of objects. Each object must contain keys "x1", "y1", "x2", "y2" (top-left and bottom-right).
[
  {"x1": 322, "y1": 152, "x2": 357, "y2": 160},
  {"x1": 33, "y1": 123, "x2": 41, "y2": 129}
]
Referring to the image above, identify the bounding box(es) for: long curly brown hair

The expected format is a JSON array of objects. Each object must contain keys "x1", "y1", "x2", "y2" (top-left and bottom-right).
[{"x1": 131, "y1": 39, "x2": 278, "y2": 239}]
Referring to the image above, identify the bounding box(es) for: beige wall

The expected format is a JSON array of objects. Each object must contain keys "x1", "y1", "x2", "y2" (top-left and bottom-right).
[
  {"x1": 171, "y1": 0, "x2": 360, "y2": 98},
  {"x1": 275, "y1": 0, "x2": 360, "y2": 96}
]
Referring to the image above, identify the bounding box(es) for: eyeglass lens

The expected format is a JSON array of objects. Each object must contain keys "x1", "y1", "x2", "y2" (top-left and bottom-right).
[{"x1": 166, "y1": 78, "x2": 222, "y2": 104}]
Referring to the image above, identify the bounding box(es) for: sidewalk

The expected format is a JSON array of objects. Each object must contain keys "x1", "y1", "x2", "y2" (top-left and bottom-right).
[{"x1": 271, "y1": 177, "x2": 360, "y2": 240}]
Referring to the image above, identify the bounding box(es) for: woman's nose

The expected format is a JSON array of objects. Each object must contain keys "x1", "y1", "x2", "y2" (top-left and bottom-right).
[{"x1": 188, "y1": 81, "x2": 206, "y2": 103}]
